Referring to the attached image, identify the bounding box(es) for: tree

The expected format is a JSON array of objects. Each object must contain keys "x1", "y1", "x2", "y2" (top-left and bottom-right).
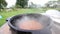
[
  {"x1": 16, "y1": 0, "x2": 28, "y2": 8},
  {"x1": 0, "y1": 0, "x2": 7, "y2": 9}
]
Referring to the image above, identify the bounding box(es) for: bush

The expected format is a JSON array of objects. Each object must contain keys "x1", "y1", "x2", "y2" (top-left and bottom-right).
[
  {"x1": 0, "y1": 0, "x2": 7, "y2": 9},
  {"x1": 16, "y1": 0, "x2": 28, "y2": 8}
]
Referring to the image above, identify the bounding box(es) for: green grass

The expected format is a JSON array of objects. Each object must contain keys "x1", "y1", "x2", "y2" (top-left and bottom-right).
[{"x1": 0, "y1": 8, "x2": 59, "y2": 27}]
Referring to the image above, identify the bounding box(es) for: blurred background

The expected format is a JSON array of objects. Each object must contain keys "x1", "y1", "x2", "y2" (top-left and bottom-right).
[{"x1": 0, "y1": 0, "x2": 60, "y2": 27}]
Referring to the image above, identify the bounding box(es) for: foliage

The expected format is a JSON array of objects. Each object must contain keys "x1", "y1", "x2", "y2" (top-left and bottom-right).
[
  {"x1": 16, "y1": 0, "x2": 28, "y2": 8},
  {"x1": 45, "y1": 1, "x2": 60, "y2": 8},
  {"x1": 0, "y1": 0, "x2": 7, "y2": 9}
]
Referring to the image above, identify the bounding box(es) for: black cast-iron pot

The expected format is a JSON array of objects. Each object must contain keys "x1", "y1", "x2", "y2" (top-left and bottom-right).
[{"x1": 7, "y1": 13, "x2": 52, "y2": 34}]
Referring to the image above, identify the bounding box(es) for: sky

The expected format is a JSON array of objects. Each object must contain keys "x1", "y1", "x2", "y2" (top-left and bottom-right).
[
  {"x1": 28, "y1": 0, "x2": 58, "y2": 6},
  {"x1": 5, "y1": 0, "x2": 58, "y2": 8},
  {"x1": 5, "y1": 0, "x2": 17, "y2": 8}
]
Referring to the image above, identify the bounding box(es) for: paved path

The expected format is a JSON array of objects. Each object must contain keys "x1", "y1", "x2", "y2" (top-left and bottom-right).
[
  {"x1": 0, "y1": 23, "x2": 12, "y2": 34},
  {"x1": 51, "y1": 22, "x2": 60, "y2": 34}
]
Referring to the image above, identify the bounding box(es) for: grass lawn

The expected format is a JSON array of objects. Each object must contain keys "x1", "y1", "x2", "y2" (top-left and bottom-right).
[{"x1": 0, "y1": 8, "x2": 59, "y2": 27}]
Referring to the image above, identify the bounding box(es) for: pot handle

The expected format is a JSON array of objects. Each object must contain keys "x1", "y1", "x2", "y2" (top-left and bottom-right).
[{"x1": 6, "y1": 17, "x2": 11, "y2": 22}]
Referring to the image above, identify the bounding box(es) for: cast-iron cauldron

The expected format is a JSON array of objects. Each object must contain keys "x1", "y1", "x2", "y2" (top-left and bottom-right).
[{"x1": 7, "y1": 13, "x2": 52, "y2": 34}]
